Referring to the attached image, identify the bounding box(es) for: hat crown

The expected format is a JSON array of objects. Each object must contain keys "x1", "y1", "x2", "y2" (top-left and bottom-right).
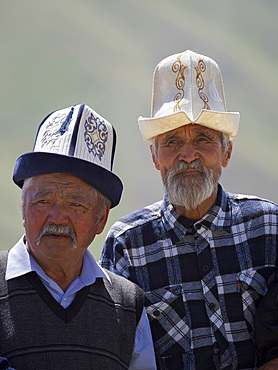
[
  {"x1": 34, "y1": 104, "x2": 115, "y2": 171},
  {"x1": 138, "y1": 50, "x2": 239, "y2": 142},
  {"x1": 152, "y1": 50, "x2": 227, "y2": 121},
  {"x1": 13, "y1": 104, "x2": 123, "y2": 207}
]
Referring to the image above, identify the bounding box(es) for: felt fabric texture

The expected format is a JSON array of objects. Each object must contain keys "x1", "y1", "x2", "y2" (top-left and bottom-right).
[
  {"x1": 138, "y1": 50, "x2": 239, "y2": 142},
  {"x1": 13, "y1": 104, "x2": 123, "y2": 207}
]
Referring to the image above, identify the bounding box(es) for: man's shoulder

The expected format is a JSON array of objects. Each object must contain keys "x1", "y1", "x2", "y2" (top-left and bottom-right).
[
  {"x1": 227, "y1": 191, "x2": 278, "y2": 215},
  {"x1": 108, "y1": 200, "x2": 163, "y2": 236},
  {"x1": 104, "y1": 269, "x2": 142, "y2": 291},
  {"x1": 0, "y1": 250, "x2": 9, "y2": 271},
  {"x1": 101, "y1": 269, "x2": 145, "y2": 316}
]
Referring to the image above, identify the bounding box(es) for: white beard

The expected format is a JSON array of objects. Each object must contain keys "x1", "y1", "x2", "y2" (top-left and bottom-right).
[{"x1": 162, "y1": 160, "x2": 220, "y2": 211}]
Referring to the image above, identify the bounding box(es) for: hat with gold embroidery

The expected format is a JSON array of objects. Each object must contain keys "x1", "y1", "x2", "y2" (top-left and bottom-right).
[
  {"x1": 138, "y1": 50, "x2": 240, "y2": 142},
  {"x1": 13, "y1": 104, "x2": 123, "y2": 207}
]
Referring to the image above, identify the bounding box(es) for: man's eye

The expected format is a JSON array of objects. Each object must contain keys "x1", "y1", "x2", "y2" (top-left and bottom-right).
[
  {"x1": 196, "y1": 137, "x2": 209, "y2": 143},
  {"x1": 70, "y1": 202, "x2": 82, "y2": 207},
  {"x1": 166, "y1": 139, "x2": 180, "y2": 146},
  {"x1": 38, "y1": 200, "x2": 48, "y2": 204}
]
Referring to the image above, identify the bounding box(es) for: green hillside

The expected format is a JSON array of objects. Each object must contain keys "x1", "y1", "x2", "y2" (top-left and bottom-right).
[{"x1": 1, "y1": 0, "x2": 277, "y2": 258}]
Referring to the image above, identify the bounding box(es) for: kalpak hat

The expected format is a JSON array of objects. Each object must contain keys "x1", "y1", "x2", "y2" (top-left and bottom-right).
[
  {"x1": 13, "y1": 104, "x2": 123, "y2": 208},
  {"x1": 139, "y1": 49, "x2": 240, "y2": 142}
]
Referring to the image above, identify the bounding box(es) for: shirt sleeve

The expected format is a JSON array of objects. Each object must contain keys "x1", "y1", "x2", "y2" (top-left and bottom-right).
[
  {"x1": 255, "y1": 283, "x2": 278, "y2": 366},
  {"x1": 129, "y1": 307, "x2": 156, "y2": 370},
  {"x1": 99, "y1": 227, "x2": 131, "y2": 279}
]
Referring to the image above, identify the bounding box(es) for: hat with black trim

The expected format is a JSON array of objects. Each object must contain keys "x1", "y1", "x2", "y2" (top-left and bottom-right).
[
  {"x1": 13, "y1": 104, "x2": 123, "y2": 208},
  {"x1": 138, "y1": 49, "x2": 240, "y2": 142}
]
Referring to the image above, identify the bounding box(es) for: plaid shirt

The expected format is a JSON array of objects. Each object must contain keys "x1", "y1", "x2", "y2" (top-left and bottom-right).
[{"x1": 100, "y1": 185, "x2": 278, "y2": 370}]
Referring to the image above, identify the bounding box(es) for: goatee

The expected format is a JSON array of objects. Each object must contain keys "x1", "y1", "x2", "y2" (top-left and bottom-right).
[{"x1": 162, "y1": 160, "x2": 220, "y2": 211}]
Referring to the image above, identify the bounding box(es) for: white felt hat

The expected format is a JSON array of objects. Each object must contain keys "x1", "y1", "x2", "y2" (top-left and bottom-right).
[
  {"x1": 138, "y1": 50, "x2": 239, "y2": 142},
  {"x1": 13, "y1": 104, "x2": 123, "y2": 207}
]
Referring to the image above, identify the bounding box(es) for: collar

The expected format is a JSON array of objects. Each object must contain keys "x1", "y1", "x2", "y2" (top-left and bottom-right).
[
  {"x1": 5, "y1": 236, "x2": 111, "y2": 285},
  {"x1": 161, "y1": 184, "x2": 232, "y2": 240}
]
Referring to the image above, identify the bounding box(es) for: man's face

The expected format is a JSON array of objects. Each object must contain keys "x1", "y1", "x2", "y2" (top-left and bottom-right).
[
  {"x1": 22, "y1": 173, "x2": 109, "y2": 264},
  {"x1": 151, "y1": 124, "x2": 232, "y2": 210}
]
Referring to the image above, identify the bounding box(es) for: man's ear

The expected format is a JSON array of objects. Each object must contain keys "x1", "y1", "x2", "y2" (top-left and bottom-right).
[
  {"x1": 222, "y1": 142, "x2": 233, "y2": 168},
  {"x1": 96, "y1": 204, "x2": 110, "y2": 235},
  {"x1": 150, "y1": 145, "x2": 160, "y2": 171},
  {"x1": 22, "y1": 206, "x2": 26, "y2": 229}
]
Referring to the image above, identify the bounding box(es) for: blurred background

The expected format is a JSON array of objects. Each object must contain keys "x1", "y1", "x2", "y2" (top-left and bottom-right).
[{"x1": 1, "y1": 0, "x2": 277, "y2": 259}]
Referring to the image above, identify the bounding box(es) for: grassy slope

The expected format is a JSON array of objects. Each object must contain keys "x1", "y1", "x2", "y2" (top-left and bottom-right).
[{"x1": 0, "y1": 0, "x2": 277, "y2": 258}]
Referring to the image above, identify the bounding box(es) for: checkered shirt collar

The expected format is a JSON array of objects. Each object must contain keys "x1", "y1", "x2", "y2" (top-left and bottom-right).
[{"x1": 162, "y1": 184, "x2": 232, "y2": 238}]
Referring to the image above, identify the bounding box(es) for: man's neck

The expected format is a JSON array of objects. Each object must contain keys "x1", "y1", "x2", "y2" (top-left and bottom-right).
[
  {"x1": 41, "y1": 262, "x2": 83, "y2": 292},
  {"x1": 26, "y1": 244, "x2": 84, "y2": 292},
  {"x1": 174, "y1": 187, "x2": 218, "y2": 220}
]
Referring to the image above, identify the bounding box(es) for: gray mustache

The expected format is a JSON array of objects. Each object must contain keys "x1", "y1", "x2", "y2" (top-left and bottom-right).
[
  {"x1": 171, "y1": 160, "x2": 206, "y2": 174},
  {"x1": 36, "y1": 224, "x2": 77, "y2": 247}
]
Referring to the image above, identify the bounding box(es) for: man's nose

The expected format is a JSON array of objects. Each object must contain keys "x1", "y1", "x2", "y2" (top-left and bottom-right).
[
  {"x1": 47, "y1": 203, "x2": 69, "y2": 224},
  {"x1": 178, "y1": 142, "x2": 200, "y2": 163}
]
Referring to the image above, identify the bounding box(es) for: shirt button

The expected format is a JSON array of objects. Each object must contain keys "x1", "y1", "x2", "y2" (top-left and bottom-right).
[
  {"x1": 209, "y1": 303, "x2": 216, "y2": 310},
  {"x1": 202, "y1": 265, "x2": 209, "y2": 272},
  {"x1": 153, "y1": 310, "x2": 161, "y2": 317}
]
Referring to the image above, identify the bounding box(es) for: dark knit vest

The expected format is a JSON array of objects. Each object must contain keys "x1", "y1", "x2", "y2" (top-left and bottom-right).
[{"x1": 0, "y1": 250, "x2": 144, "y2": 370}]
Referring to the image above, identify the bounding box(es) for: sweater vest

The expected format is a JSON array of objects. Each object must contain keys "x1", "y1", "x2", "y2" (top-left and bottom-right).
[{"x1": 0, "y1": 250, "x2": 144, "y2": 370}]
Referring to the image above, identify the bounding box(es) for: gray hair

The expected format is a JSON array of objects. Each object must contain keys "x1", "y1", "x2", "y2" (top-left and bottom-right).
[
  {"x1": 220, "y1": 132, "x2": 231, "y2": 153},
  {"x1": 91, "y1": 187, "x2": 111, "y2": 222},
  {"x1": 21, "y1": 177, "x2": 111, "y2": 222},
  {"x1": 151, "y1": 131, "x2": 231, "y2": 159},
  {"x1": 21, "y1": 177, "x2": 34, "y2": 214}
]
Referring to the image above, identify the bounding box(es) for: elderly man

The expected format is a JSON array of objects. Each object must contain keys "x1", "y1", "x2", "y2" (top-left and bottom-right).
[
  {"x1": 0, "y1": 104, "x2": 156, "y2": 370},
  {"x1": 100, "y1": 50, "x2": 278, "y2": 369}
]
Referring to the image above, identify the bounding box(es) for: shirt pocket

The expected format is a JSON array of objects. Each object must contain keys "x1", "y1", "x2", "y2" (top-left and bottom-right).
[
  {"x1": 145, "y1": 285, "x2": 190, "y2": 356},
  {"x1": 237, "y1": 267, "x2": 276, "y2": 331}
]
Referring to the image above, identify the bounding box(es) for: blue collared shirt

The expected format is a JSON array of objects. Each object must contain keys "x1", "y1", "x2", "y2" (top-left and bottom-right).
[{"x1": 6, "y1": 237, "x2": 156, "y2": 370}]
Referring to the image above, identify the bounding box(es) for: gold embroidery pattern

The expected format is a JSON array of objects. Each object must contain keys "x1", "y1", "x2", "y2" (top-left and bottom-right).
[
  {"x1": 195, "y1": 59, "x2": 210, "y2": 110},
  {"x1": 172, "y1": 55, "x2": 187, "y2": 112}
]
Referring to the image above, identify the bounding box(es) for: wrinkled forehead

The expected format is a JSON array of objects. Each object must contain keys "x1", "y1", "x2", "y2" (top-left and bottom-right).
[
  {"x1": 25, "y1": 173, "x2": 93, "y2": 192},
  {"x1": 23, "y1": 174, "x2": 98, "y2": 207}
]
